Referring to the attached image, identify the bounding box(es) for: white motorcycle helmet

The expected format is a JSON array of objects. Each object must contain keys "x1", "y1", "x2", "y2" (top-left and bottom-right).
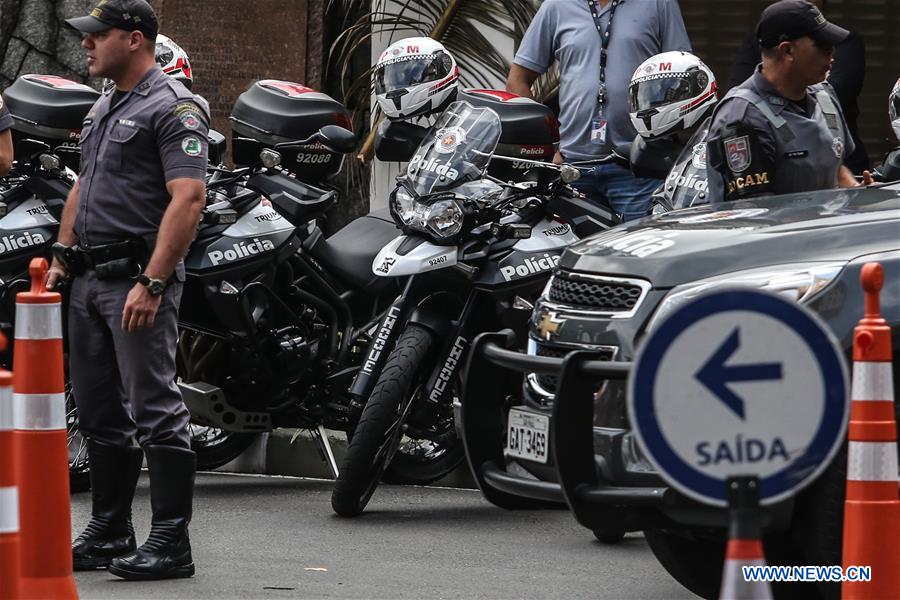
[
  {"x1": 890, "y1": 77, "x2": 900, "y2": 142},
  {"x1": 374, "y1": 37, "x2": 459, "y2": 120},
  {"x1": 628, "y1": 51, "x2": 717, "y2": 139},
  {"x1": 101, "y1": 33, "x2": 193, "y2": 93},
  {"x1": 155, "y1": 33, "x2": 193, "y2": 90}
]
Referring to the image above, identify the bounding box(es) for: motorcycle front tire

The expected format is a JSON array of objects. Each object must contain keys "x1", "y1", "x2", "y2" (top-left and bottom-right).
[{"x1": 331, "y1": 324, "x2": 434, "y2": 517}]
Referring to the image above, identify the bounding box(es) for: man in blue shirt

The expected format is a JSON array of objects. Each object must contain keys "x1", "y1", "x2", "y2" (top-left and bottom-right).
[{"x1": 507, "y1": 0, "x2": 692, "y2": 221}]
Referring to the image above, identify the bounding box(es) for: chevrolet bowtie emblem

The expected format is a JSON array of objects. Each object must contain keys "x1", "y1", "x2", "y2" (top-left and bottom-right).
[{"x1": 538, "y1": 312, "x2": 565, "y2": 340}]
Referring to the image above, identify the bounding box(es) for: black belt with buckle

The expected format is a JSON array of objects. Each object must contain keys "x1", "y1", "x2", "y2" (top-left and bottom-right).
[{"x1": 53, "y1": 239, "x2": 150, "y2": 279}]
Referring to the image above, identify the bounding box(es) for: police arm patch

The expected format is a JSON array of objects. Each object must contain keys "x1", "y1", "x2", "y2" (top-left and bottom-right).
[
  {"x1": 182, "y1": 136, "x2": 203, "y2": 156},
  {"x1": 179, "y1": 112, "x2": 201, "y2": 130},
  {"x1": 724, "y1": 135, "x2": 751, "y2": 173}
]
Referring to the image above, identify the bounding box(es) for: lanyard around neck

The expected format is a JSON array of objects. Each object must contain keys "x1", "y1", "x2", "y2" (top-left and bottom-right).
[{"x1": 588, "y1": 0, "x2": 622, "y2": 103}]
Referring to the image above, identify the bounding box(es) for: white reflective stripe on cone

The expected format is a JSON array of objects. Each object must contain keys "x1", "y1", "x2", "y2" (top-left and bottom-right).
[
  {"x1": 12, "y1": 393, "x2": 66, "y2": 430},
  {"x1": 720, "y1": 559, "x2": 772, "y2": 600},
  {"x1": 14, "y1": 303, "x2": 63, "y2": 340},
  {"x1": 0, "y1": 486, "x2": 18, "y2": 533},
  {"x1": 847, "y1": 441, "x2": 900, "y2": 482},
  {"x1": 851, "y1": 362, "x2": 895, "y2": 402},
  {"x1": 0, "y1": 393, "x2": 12, "y2": 430}
]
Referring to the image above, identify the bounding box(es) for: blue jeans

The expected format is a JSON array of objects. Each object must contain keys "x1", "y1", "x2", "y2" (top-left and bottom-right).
[{"x1": 571, "y1": 163, "x2": 661, "y2": 222}]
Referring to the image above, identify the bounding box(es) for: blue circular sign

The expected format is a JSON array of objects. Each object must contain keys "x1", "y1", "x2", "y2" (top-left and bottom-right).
[{"x1": 628, "y1": 289, "x2": 849, "y2": 507}]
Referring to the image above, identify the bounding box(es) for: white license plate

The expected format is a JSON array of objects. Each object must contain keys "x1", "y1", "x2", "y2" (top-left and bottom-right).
[{"x1": 505, "y1": 408, "x2": 549, "y2": 464}]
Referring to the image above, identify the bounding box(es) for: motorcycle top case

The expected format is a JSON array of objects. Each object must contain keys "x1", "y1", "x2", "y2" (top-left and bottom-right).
[
  {"x1": 3, "y1": 74, "x2": 99, "y2": 167},
  {"x1": 229, "y1": 80, "x2": 352, "y2": 180},
  {"x1": 458, "y1": 89, "x2": 559, "y2": 182}
]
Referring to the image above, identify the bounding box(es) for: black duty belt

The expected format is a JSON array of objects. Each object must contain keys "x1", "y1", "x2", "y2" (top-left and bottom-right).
[
  {"x1": 53, "y1": 238, "x2": 151, "y2": 279},
  {"x1": 75, "y1": 239, "x2": 147, "y2": 269}
]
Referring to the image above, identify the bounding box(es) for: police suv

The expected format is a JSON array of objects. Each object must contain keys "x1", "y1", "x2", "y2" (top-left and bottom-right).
[{"x1": 460, "y1": 183, "x2": 900, "y2": 599}]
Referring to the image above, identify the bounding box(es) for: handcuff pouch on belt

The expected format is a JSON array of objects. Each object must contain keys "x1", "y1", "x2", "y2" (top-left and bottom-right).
[{"x1": 52, "y1": 238, "x2": 151, "y2": 281}]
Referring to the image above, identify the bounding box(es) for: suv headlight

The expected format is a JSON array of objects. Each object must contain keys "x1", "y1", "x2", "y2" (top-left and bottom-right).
[{"x1": 645, "y1": 262, "x2": 846, "y2": 333}]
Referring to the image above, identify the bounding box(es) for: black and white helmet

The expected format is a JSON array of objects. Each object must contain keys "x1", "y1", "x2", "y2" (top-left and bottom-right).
[
  {"x1": 373, "y1": 37, "x2": 459, "y2": 120},
  {"x1": 628, "y1": 51, "x2": 717, "y2": 139},
  {"x1": 155, "y1": 34, "x2": 193, "y2": 90}
]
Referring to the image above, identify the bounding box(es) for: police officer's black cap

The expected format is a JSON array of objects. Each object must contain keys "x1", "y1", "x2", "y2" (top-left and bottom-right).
[
  {"x1": 66, "y1": 0, "x2": 159, "y2": 40},
  {"x1": 756, "y1": 0, "x2": 849, "y2": 49}
]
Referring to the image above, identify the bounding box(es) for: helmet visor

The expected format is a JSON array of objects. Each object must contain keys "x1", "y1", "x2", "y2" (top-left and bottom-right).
[
  {"x1": 155, "y1": 43, "x2": 174, "y2": 68},
  {"x1": 374, "y1": 52, "x2": 451, "y2": 96},
  {"x1": 628, "y1": 70, "x2": 708, "y2": 112}
]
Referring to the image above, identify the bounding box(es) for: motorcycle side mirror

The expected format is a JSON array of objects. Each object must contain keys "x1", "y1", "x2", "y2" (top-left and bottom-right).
[
  {"x1": 317, "y1": 125, "x2": 357, "y2": 154},
  {"x1": 208, "y1": 129, "x2": 227, "y2": 166},
  {"x1": 18, "y1": 138, "x2": 52, "y2": 161},
  {"x1": 559, "y1": 164, "x2": 581, "y2": 183},
  {"x1": 629, "y1": 134, "x2": 682, "y2": 180},
  {"x1": 260, "y1": 148, "x2": 282, "y2": 169},
  {"x1": 375, "y1": 119, "x2": 429, "y2": 162}
]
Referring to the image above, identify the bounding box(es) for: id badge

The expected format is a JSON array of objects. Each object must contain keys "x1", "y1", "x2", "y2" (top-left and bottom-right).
[{"x1": 590, "y1": 106, "x2": 607, "y2": 145}]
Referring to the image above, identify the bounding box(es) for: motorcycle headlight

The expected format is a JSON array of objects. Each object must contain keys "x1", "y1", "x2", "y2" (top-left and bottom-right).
[
  {"x1": 391, "y1": 187, "x2": 418, "y2": 225},
  {"x1": 645, "y1": 262, "x2": 846, "y2": 333},
  {"x1": 424, "y1": 199, "x2": 464, "y2": 238}
]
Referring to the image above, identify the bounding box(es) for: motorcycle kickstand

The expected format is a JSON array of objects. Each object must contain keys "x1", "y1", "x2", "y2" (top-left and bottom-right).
[{"x1": 311, "y1": 424, "x2": 340, "y2": 479}]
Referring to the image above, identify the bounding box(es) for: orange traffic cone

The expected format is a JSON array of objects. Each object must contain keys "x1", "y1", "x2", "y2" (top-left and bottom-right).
[
  {"x1": 719, "y1": 477, "x2": 772, "y2": 600},
  {"x1": 842, "y1": 262, "x2": 900, "y2": 599},
  {"x1": 0, "y1": 332, "x2": 20, "y2": 600},
  {"x1": 13, "y1": 258, "x2": 77, "y2": 599}
]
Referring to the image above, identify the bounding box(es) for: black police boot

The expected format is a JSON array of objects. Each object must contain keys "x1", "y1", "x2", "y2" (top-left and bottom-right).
[
  {"x1": 107, "y1": 444, "x2": 196, "y2": 580},
  {"x1": 72, "y1": 440, "x2": 143, "y2": 570}
]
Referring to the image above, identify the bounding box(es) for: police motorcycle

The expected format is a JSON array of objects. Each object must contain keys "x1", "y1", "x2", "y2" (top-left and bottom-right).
[
  {"x1": 0, "y1": 74, "x2": 105, "y2": 492},
  {"x1": 454, "y1": 51, "x2": 722, "y2": 540},
  {"x1": 169, "y1": 78, "x2": 440, "y2": 482},
  {"x1": 330, "y1": 100, "x2": 619, "y2": 517}
]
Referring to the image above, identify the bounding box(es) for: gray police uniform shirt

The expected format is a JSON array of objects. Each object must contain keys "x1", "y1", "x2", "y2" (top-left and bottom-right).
[
  {"x1": 706, "y1": 67, "x2": 853, "y2": 202},
  {"x1": 513, "y1": 0, "x2": 691, "y2": 160},
  {"x1": 0, "y1": 98, "x2": 12, "y2": 131},
  {"x1": 75, "y1": 65, "x2": 209, "y2": 245}
]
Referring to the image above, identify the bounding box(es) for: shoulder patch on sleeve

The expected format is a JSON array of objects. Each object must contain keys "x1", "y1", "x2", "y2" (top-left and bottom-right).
[
  {"x1": 724, "y1": 135, "x2": 751, "y2": 173},
  {"x1": 181, "y1": 136, "x2": 203, "y2": 157}
]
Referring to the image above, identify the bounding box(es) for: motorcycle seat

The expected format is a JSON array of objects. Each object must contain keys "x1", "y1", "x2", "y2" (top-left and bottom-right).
[{"x1": 306, "y1": 209, "x2": 401, "y2": 290}]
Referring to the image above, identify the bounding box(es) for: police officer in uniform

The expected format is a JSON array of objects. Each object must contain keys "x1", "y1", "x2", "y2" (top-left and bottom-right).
[
  {"x1": 706, "y1": 0, "x2": 872, "y2": 203},
  {"x1": 50, "y1": 0, "x2": 208, "y2": 580},
  {"x1": 0, "y1": 92, "x2": 13, "y2": 175}
]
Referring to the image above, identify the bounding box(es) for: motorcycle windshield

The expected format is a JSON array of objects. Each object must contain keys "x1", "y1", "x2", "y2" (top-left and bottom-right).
[
  {"x1": 664, "y1": 116, "x2": 712, "y2": 209},
  {"x1": 404, "y1": 101, "x2": 501, "y2": 196}
]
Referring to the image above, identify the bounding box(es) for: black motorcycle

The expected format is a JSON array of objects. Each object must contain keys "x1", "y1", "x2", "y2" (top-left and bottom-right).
[
  {"x1": 171, "y1": 125, "x2": 414, "y2": 476},
  {"x1": 330, "y1": 101, "x2": 618, "y2": 516}
]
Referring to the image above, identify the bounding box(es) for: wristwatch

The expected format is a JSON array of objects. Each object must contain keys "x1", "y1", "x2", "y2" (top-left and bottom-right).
[{"x1": 136, "y1": 273, "x2": 167, "y2": 296}]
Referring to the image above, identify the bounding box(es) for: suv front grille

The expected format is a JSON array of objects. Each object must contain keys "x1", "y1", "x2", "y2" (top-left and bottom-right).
[
  {"x1": 547, "y1": 272, "x2": 645, "y2": 312},
  {"x1": 531, "y1": 343, "x2": 618, "y2": 397}
]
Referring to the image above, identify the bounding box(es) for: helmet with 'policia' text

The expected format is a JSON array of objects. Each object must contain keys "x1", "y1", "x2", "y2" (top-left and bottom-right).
[{"x1": 628, "y1": 51, "x2": 717, "y2": 139}]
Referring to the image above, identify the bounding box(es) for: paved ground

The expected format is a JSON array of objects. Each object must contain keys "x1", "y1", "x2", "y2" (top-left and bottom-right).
[{"x1": 70, "y1": 472, "x2": 697, "y2": 599}]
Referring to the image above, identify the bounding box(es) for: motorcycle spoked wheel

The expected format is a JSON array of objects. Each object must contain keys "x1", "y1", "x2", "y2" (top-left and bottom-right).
[
  {"x1": 67, "y1": 388, "x2": 91, "y2": 493},
  {"x1": 332, "y1": 324, "x2": 443, "y2": 517},
  {"x1": 189, "y1": 423, "x2": 255, "y2": 471},
  {"x1": 178, "y1": 331, "x2": 257, "y2": 471},
  {"x1": 380, "y1": 379, "x2": 464, "y2": 486}
]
